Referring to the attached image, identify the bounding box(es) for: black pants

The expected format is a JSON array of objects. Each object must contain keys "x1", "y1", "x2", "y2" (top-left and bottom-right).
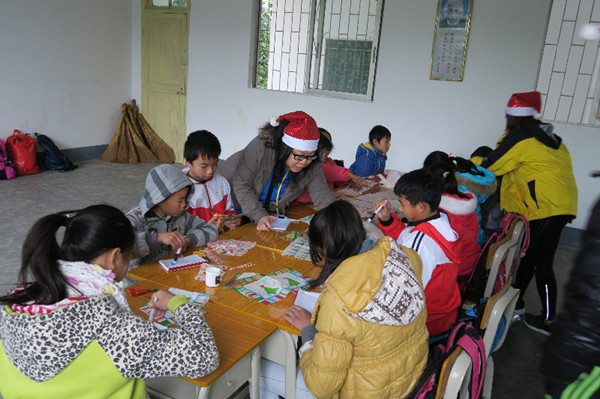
[{"x1": 515, "y1": 215, "x2": 573, "y2": 320}]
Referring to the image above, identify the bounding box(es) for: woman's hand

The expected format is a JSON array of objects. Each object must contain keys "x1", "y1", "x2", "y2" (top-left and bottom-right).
[
  {"x1": 373, "y1": 198, "x2": 391, "y2": 223},
  {"x1": 284, "y1": 305, "x2": 313, "y2": 330},
  {"x1": 149, "y1": 289, "x2": 175, "y2": 318},
  {"x1": 257, "y1": 215, "x2": 276, "y2": 231},
  {"x1": 157, "y1": 232, "x2": 189, "y2": 253},
  {"x1": 348, "y1": 172, "x2": 364, "y2": 189}
]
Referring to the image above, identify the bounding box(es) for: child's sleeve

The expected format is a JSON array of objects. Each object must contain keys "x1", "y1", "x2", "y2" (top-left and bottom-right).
[
  {"x1": 183, "y1": 213, "x2": 219, "y2": 246},
  {"x1": 126, "y1": 208, "x2": 159, "y2": 260},
  {"x1": 97, "y1": 301, "x2": 219, "y2": 380},
  {"x1": 377, "y1": 214, "x2": 405, "y2": 240},
  {"x1": 322, "y1": 159, "x2": 350, "y2": 184},
  {"x1": 305, "y1": 167, "x2": 337, "y2": 210}
]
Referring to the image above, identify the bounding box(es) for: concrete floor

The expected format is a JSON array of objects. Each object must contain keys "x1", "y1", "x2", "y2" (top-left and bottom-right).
[{"x1": 0, "y1": 159, "x2": 579, "y2": 398}]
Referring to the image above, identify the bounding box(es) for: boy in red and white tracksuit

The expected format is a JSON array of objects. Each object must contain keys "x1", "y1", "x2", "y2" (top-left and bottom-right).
[
  {"x1": 375, "y1": 168, "x2": 461, "y2": 337},
  {"x1": 183, "y1": 130, "x2": 241, "y2": 232}
]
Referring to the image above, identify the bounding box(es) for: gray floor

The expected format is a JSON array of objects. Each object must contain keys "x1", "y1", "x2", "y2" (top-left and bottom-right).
[{"x1": 0, "y1": 159, "x2": 579, "y2": 398}]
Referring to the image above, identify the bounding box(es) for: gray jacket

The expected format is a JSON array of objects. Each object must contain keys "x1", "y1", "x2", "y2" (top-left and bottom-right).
[
  {"x1": 126, "y1": 164, "x2": 219, "y2": 267},
  {"x1": 219, "y1": 135, "x2": 336, "y2": 223}
]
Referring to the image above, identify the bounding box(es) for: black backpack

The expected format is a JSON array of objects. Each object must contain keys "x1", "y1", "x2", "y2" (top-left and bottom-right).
[{"x1": 35, "y1": 133, "x2": 77, "y2": 171}]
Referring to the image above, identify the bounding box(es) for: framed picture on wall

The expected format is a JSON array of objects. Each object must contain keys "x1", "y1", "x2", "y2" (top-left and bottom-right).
[{"x1": 429, "y1": 0, "x2": 473, "y2": 81}]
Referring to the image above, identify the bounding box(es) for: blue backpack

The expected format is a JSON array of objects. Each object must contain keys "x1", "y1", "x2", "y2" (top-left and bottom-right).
[{"x1": 34, "y1": 133, "x2": 77, "y2": 171}]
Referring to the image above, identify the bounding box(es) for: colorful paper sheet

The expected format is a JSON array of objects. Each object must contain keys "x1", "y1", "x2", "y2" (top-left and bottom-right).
[
  {"x1": 226, "y1": 268, "x2": 312, "y2": 305},
  {"x1": 207, "y1": 239, "x2": 257, "y2": 256},
  {"x1": 281, "y1": 235, "x2": 312, "y2": 261}
]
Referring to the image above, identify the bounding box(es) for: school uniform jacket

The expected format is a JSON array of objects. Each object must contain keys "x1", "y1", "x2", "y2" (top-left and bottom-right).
[
  {"x1": 299, "y1": 237, "x2": 429, "y2": 399},
  {"x1": 481, "y1": 118, "x2": 577, "y2": 221},
  {"x1": 349, "y1": 142, "x2": 387, "y2": 178},
  {"x1": 126, "y1": 165, "x2": 219, "y2": 268},
  {"x1": 218, "y1": 135, "x2": 336, "y2": 223},
  {"x1": 378, "y1": 212, "x2": 461, "y2": 336},
  {"x1": 440, "y1": 192, "x2": 481, "y2": 285},
  {"x1": 183, "y1": 170, "x2": 237, "y2": 222},
  {"x1": 0, "y1": 294, "x2": 219, "y2": 399}
]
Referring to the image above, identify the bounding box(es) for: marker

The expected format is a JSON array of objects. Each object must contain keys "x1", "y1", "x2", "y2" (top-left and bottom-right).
[
  {"x1": 148, "y1": 296, "x2": 158, "y2": 323},
  {"x1": 171, "y1": 247, "x2": 182, "y2": 265},
  {"x1": 367, "y1": 200, "x2": 388, "y2": 224}
]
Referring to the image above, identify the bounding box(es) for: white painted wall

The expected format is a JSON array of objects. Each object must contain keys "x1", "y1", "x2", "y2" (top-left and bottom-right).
[
  {"x1": 0, "y1": 0, "x2": 132, "y2": 150},
  {"x1": 2, "y1": 0, "x2": 599, "y2": 230}
]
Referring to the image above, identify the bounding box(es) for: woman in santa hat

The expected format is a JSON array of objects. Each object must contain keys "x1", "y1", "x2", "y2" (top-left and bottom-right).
[
  {"x1": 479, "y1": 91, "x2": 578, "y2": 335},
  {"x1": 219, "y1": 111, "x2": 336, "y2": 231}
]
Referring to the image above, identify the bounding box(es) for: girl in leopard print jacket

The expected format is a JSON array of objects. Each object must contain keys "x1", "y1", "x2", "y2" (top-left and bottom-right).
[{"x1": 0, "y1": 205, "x2": 219, "y2": 399}]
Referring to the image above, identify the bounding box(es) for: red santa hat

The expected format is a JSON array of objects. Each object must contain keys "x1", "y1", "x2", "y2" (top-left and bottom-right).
[
  {"x1": 505, "y1": 91, "x2": 542, "y2": 116},
  {"x1": 270, "y1": 111, "x2": 319, "y2": 152}
]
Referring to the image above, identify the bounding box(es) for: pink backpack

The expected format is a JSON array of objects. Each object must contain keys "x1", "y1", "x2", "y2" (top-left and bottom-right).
[{"x1": 0, "y1": 139, "x2": 17, "y2": 180}]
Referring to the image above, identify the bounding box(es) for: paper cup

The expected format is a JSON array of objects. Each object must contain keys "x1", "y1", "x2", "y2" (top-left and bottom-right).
[{"x1": 206, "y1": 267, "x2": 222, "y2": 287}]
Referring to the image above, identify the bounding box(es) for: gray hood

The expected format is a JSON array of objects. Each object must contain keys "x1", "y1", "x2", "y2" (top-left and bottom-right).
[{"x1": 140, "y1": 164, "x2": 194, "y2": 216}]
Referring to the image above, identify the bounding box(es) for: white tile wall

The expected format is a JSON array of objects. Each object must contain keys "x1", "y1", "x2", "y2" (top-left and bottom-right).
[{"x1": 537, "y1": 0, "x2": 600, "y2": 125}]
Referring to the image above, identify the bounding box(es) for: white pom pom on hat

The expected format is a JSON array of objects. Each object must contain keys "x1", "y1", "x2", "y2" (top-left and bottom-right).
[{"x1": 579, "y1": 24, "x2": 600, "y2": 40}]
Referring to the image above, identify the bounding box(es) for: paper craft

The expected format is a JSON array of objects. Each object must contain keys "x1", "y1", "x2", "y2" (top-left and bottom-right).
[
  {"x1": 294, "y1": 290, "x2": 321, "y2": 313},
  {"x1": 228, "y1": 262, "x2": 256, "y2": 271},
  {"x1": 139, "y1": 288, "x2": 209, "y2": 327},
  {"x1": 226, "y1": 268, "x2": 312, "y2": 305},
  {"x1": 298, "y1": 215, "x2": 314, "y2": 224},
  {"x1": 159, "y1": 254, "x2": 208, "y2": 272},
  {"x1": 200, "y1": 248, "x2": 225, "y2": 264},
  {"x1": 280, "y1": 230, "x2": 305, "y2": 243},
  {"x1": 281, "y1": 235, "x2": 312, "y2": 261},
  {"x1": 336, "y1": 179, "x2": 379, "y2": 197},
  {"x1": 194, "y1": 264, "x2": 228, "y2": 281},
  {"x1": 344, "y1": 197, "x2": 375, "y2": 218},
  {"x1": 207, "y1": 239, "x2": 257, "y2": 256}
]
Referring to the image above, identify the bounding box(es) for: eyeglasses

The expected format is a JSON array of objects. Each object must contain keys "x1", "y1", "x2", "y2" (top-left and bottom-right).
[{"x1": 291, "y1": 152, "x2": 317, "y2": 162}]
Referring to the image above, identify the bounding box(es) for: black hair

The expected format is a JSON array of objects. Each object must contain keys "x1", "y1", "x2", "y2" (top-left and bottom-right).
[
  {"x1": 470, "y1": 146, "x2": 493, "y2": 159},
  {"x1": 394, "y1": 168, "x2": 443, "y2": 211},
  {"x1": 424, "y1": 150, "x2": 485, "y2": 177},
  {"x1": 426, "y1": 161, "x2": 470, "y2": 199},
  {"x1": 307, "y1": 200, "x2": 366, "y2": 289},
  {"x1": 0, "y1": 204, "x2": 135, "y2": 306},
  {"x1": 183, "y1": 130, "x2": 222, "y2": 163},
  {"x1": 319, "y1": 131, "x2": 333, "y2": 153},
  {"x1": 369, "y1": 125, "x2": 391, "y2": 143}
]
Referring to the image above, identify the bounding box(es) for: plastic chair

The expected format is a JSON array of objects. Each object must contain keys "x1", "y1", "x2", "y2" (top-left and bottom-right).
[
  {"x1": 434, "y1": 347, "x2": 474, "y2": 399},
  {"x1": 479, "y1": 283, "x2": 520, "y2": 399},
  {"x1": 482, "y1": 235, "x2": 519, "y2": 298},
  {"x1": 506, "y1": 217, "x2": 527, "y2": 280}
]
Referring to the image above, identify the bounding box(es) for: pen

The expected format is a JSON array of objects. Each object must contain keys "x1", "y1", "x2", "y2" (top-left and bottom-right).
[
  {"x1": 148, "y1": 296, "x2": 158, "y2": 323},
  {"x1": 367, "y1": 200, "x2": 388, "y2": 224},
  {"x1": 171, "y1": 247, "x2": 182, "y2": 265}
]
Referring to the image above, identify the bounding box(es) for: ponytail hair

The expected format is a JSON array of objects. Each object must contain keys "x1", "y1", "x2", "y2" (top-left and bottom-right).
[
  {"x1": 307, "y1": 200, "x2": 365, "y2": 289},
  {"x1": 426, "y1": 162, "x2": 469, "y2": 199},
  {"x1": 423, "y1": 150, "x2": 484, "y2": 180},
  {"x1": 0, "y1": 204, "x2": 134, "y2": 306}
]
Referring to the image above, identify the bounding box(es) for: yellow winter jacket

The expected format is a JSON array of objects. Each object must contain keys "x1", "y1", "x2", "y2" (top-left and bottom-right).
[
  {"x1": 298, "y1": 237, "x2": 429, "y2": 399},
  {"x1": 482, "y1": 119, "x2": 577, "y2": 221}
]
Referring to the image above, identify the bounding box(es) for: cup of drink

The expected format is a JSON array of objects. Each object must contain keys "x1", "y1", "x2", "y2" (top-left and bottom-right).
[{"x1": 206, "y1": 267, "x2": 222, "y2": 287}]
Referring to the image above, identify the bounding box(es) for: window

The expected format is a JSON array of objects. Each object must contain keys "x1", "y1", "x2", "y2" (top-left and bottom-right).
[
  {"x1": 151, "y1": 0, "x2": 188, "y2": 8},
  {"x1": 253, "y1": 0, "x2": 384, "y2": 101}
]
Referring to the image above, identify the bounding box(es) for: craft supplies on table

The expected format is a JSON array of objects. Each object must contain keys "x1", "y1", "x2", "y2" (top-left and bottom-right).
[{"x1": 159, "y1": 254, "x2": 208, "y2": 272}]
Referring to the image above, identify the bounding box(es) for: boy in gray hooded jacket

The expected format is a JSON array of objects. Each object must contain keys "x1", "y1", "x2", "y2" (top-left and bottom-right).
[{"x1": 126, "y1": 164, "x2": 219, "y2": 268}]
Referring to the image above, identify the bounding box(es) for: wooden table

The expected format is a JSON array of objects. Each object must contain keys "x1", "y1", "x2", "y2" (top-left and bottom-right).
[
  {"x1": 215, "y1": 220, "x2": 310, "y2": 252},
  {"x1": 127, "y1": 281, "x2": 276, "y2": 399}
]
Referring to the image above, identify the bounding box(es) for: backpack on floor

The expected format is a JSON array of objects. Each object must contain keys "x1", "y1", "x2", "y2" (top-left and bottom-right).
[
  {"x1": 461, "y1": 212, "x2": 529, "y2": 303},
  {"x1": 407, "y1": 321, "x2": 486, "y2": 399},
  {"x1": 34, "y1": 133, "x2": 77, "y2": 171},
  {"x1": 0, "y1": 139, "x2": 17, "y2": 180},
  {"x1": 6, "y1": 130, "x2": 39, "y2": 176}
]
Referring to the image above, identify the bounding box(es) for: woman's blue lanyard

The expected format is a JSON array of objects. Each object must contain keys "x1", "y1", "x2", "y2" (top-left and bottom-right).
[{"x1": 275, "y1": 171, "x2": 290, "y2": 215}]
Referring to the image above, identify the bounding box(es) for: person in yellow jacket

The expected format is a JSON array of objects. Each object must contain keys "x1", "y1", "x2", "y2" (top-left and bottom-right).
[
  {"x1": 258, "y1": 200, "x2": 429, "y2": 399},
  {"x1": 480, "y1": 91, "x2": 578, "y2": 335}
]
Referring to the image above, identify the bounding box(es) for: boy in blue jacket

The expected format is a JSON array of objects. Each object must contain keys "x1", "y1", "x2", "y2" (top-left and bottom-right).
[{"x1": 349, "y1": 125, "x2": 391, "y2": 177}]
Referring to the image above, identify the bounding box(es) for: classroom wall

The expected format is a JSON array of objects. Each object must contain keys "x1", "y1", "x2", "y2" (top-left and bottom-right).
[
  {"x1": 1, "y1": 0, "x2": 598, "y2": 230},
  {"x1": 0, "y1": 0, "x2": 132, "y2": 151}
]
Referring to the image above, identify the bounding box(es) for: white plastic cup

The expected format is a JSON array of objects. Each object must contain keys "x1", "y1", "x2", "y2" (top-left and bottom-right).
[{"x1": 206, "y1": 267, "x2": 222, "y2": 287}]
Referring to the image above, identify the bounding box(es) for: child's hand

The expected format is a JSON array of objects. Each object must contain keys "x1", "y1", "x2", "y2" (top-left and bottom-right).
[
  {"x1": 257, "y1": 215, "x2": 277, "y2": 231},
  {"x1": 208, "y1": 215, "x2": 224, "y2": 232},
  {"x1": 348, "y1": 172, "x2": 364, "y2": 189},
  {"x1": 149, "y1": 289, "x2": 175, "y2": 318},
  {"x1": 374, "y1": 198, "x2": 391, "y2": 222},
  {"x1": 284, "y1": 305, "x2": 312, "y2": 330},
  {"x1": 157, "y1": 232, "x2": 189, "y2": 253},
  {"x1": 224, "y1": 217, "x2": 242, "y2": 230}
]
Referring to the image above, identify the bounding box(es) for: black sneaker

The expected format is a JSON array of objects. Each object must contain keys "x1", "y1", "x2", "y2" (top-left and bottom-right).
[{"x1": 522, "y1": 313, "x2": 552, "y2": 336}]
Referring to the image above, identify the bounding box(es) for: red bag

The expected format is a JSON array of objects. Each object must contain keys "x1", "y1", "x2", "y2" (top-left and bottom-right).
[{"x1": 6, "y1": 130, "x2": 39, "y2": 176}]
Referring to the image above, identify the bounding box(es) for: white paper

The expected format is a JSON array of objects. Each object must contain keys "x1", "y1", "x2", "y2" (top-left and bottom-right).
[
  {"x1": 271, "y1": 215, "x2": 291, "y2": 230},
  {"x1": 294, "y1": 290, "x2": 321, "y2": 313}
]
